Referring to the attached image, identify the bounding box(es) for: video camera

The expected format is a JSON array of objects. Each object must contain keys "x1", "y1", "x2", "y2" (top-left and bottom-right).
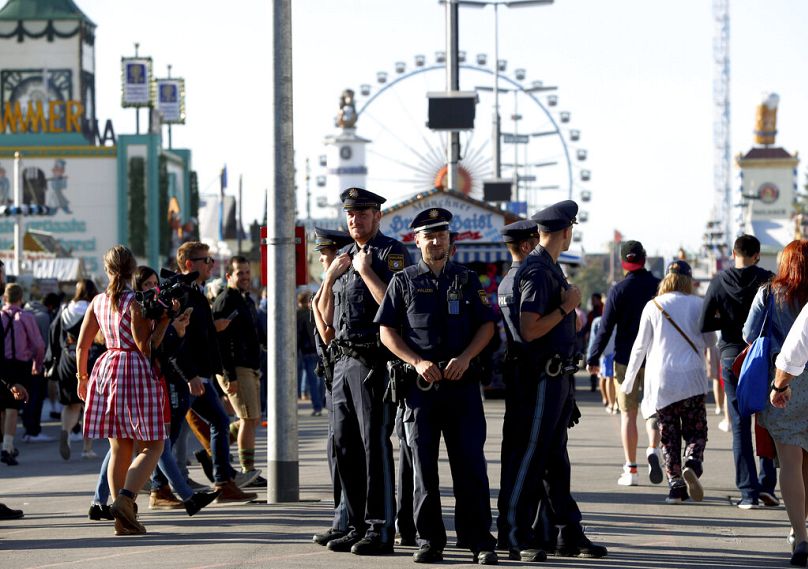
[{"x1": 134, "y1": 268, "x2": 198, "y2": 320}]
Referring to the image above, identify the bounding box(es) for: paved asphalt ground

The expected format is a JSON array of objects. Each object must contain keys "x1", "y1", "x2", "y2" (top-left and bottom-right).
[{"x1": 0, "y1": 376, "x2": 797, "y2": 568}]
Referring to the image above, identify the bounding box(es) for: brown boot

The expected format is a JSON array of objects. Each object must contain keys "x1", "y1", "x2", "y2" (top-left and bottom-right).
[
  {"x1": 214, "y1": 480, "x2": 257, "y2": 503},
  {"x1": 110, "y1": 495, "x2": 146, "y2": 534},
  {"x1": 149, "y1": 485, "x2": 184, "y2": 510}
]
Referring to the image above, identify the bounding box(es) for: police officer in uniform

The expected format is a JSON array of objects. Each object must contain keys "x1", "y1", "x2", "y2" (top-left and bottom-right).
[
  {"x1": 499, "y1": 201, "x2": 607, "y2": 562},
  {"x1": 375, "y1": 208, "x2": 499, "y2": 565},
  {"x1": 317, "y1": 188, "x2": 411, "y2": 555},
  {"x1": 310, "y1": 228, "x2": 353, "y2": 546}
]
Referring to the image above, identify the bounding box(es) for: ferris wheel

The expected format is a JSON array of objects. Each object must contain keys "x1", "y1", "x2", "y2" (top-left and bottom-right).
[{"x1": 318, "y1": 51, "x2": 593, "y2": 239}]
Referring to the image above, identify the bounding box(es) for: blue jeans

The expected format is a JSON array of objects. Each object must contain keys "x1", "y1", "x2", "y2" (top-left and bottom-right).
[
  {"x1": 190, "y1": 381, "x2": 235, "y2": 484},
  {"x1": 722, "y1": 355, "x2": 777, "y2": 500},
  {"x1": 302, "y1": 354, "x2": 324, "y2": 412},
  {"x1": 93, "y1": 446, "x2": 112, "y2": 505}
]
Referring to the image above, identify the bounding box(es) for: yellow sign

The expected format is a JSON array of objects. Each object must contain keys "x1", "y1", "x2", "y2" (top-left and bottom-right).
[{"x1": 0, "y1": 100, "x2": 84, "y2": 134}]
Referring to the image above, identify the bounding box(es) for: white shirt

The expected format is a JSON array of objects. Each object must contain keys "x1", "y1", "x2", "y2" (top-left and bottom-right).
[
  {"x1": 775, "y1": 302, "x2": 808, "y2": 376},
  {"x1": 622, "y1": 292, "x2": 718, "y2": 419}
]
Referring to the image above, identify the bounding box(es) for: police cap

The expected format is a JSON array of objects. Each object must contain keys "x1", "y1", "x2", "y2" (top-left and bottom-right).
[
  {"x1": 530, "y1": 200, "x2": 578, "y2": 232},
  {"x1": 410, "y1": 207, "x2": 452, "y2": 233},
  {"x1": 340, "y1": 187, "x2": 386, "y2": 210},
  {"x1": 500, "y1": 220, "x2": 539, "y2": 243},
  {"x1": 313, "y1": 227, "x2": 352, "y2": 251}
]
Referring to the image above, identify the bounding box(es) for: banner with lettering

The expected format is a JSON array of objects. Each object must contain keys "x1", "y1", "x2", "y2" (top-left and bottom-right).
[
  {"x1": 381, "y1": 193, "x2": 506, "y2": 244},
  {"x1": 154, "y1": 78, "x2": 185, "y2": 124},
  {"x1": 121, "y1": 57, "x2": 153, "y2": 108}
]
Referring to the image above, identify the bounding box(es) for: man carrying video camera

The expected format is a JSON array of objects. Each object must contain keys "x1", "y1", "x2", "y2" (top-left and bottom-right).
[
  {"x1": 176, "y1": 242, "x2": 258, "y2": 502},
  {"x1": 212, "y1": 255, "x2": 265, "y2": 485}
]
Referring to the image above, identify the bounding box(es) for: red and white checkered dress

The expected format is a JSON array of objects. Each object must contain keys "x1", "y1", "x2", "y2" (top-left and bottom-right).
[{"x1": 83, "y1": 291, "x2": 166, "y2": 441}]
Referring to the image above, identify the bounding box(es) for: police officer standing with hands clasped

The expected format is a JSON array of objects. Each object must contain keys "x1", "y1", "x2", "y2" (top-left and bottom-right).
[
  {"x1": 317, "y1": 188, "x2": 411, "y2": 556},
  {"x1": 375, "y1": 208, "x2": 499, "y2": 565},
  {"x1": 499, "y1": 200, "x2": 607, "y2": 562}
]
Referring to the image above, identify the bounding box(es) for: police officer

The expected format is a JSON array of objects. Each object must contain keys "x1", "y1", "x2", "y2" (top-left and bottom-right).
[
  {"x1": 317, "y1": 188, "x2": 411, "y2": 555},
  {"x1": 499, "y1": 201, "x2": 607, "y2": 562},
  {"x1": 310, "y1": 227, "x2": 353, "y2": 546},
  {"x1": 375, "y1": 208, "x2": 498, "y2": 565}
]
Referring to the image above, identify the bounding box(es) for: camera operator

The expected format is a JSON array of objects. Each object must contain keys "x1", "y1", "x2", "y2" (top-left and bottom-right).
[
  {"x1": 212, "y1": 256, "x2": 264, "y2": 485},
  {"x1": 175, "y1": 242, "x2": 258, "y2": 502}
]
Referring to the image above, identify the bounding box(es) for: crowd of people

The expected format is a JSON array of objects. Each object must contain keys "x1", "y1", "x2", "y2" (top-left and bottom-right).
[
  {"x1": 2, "y1": 187, "x2": 808, "y2": 566},
  {"x1": 0, "y1": 242, "x2": 269, "y2": 535}
]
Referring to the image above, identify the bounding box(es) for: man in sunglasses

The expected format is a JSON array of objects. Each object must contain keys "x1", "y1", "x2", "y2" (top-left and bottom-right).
[{"x1": 175, "y1": 241, "x2": 259, "y2": 501}]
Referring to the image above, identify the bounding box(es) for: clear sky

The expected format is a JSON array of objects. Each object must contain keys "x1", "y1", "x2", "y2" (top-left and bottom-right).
[{"x1": 76, "y1": 0, "x2": 808, "y2": 256}]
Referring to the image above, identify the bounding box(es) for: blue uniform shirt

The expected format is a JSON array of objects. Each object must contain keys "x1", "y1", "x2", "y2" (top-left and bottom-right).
[
  {"x1": 333, "y1": 231, "x2": 411, "y2": 343},
  {"x1": 517, "y1": 245, "x2": 577, "y2": 359},
  {"x1": 497, "y1": 260, "x2": 524, "y2": 350},
  {"x1": 375, "y1": 260, "x2": 495, "y2": 363}
]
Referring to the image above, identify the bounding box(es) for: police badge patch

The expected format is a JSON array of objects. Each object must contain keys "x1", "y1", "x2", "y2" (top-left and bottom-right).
[
  {"x1": 428, "y1": 209, "x2": 439, "y2": 218},
  {"x1": 478, "y1": 290, "x2": 490, "y2": 306},
  {"x1": 388, "y1": 254, "x2": 405, "y2": 271},
  {"x1": 348, "y1": 188, "x2": 359, "y2": 198}
]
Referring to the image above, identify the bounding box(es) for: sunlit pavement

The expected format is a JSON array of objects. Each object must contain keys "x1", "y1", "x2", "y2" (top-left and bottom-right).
[{"x1": 0, "y1": 376, "x2": 793, "y2": 568}]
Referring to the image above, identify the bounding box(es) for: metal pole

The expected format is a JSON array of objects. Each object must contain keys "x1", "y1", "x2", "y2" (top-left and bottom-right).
[
  {"x1": 513, "y1": 91, "x2": 519, "y2": 202},
  {"x1": 446, "y1": 0, "x2": 460, "y2": 192},
  {"x1": 267, "y1": 0, "x2": 299, "y2": 503},
  {"x1": 305, "y1": 157, "x2": 311, "y2": 220},
  {"x1": 237, "y1": 174, "x2": 243, "y2": 255},
  {"x1": 12, "y1": 152, "x2": 21, "y2": 276},
  {"x1": 492, "y1": 3, "x2": 501, "y2": 179}
]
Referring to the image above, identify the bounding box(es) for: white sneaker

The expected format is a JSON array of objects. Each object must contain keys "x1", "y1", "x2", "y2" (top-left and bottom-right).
[
  {"x1": 617, "y1": 466, "x2": 639, "y2": 486},
  {"x1": 68, "y1": 432, "x2": 83, "y2": 443},
  {"x1": 714, "y1": 405, "x2": 722, "y2": 415},
  {"x1": 81, "y1": 449, "x2": 98, "y2": 459},
  {"x1": 22, "y1": 433, "x2": 55, "y2": 443},
  {"x1": 647, "y1": 448, "x2": 664, "y2": 485},
  {"x1": 718, "y1": 419, "x2": 730, "y2": 433}
]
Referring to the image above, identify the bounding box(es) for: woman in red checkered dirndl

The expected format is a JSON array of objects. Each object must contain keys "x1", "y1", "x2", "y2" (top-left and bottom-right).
[
  {"x1": 76, "y1": 245, "x2": 166, "y2": 536},
  {"x1": 82, "y1": 289, "x2": 165, "y2": 441}
]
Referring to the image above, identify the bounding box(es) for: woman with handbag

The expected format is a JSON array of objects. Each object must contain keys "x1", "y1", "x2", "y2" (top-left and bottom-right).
[
  {"x1": 621, "y1": 261, "x2": 717, "y2": 504},
  {"x1": 743, "y1": 239, "x2": 808, "y2": 565}
]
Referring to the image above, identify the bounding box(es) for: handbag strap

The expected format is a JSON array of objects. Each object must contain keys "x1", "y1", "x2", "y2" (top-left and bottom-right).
[
  {"x1": 758, "y1": 285, "x2": 774, "y2": 339},
  {"x1": 652, "y1": 299, "x2": 699, "y2": 355}
]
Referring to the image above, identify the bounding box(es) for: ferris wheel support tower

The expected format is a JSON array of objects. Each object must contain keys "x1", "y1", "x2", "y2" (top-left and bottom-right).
[{"x1": 713, "y1": 0, "x2": 731, "y2": 251}]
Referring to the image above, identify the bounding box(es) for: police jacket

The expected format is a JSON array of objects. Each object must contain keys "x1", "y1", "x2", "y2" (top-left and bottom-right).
[
  {"x1": 497, "y1": 260, "x2": 523, "y2": 351},
  {"x1": 513, "y1": 246, "x2": 578, "y2": 360},
  {"x1": 333, "y1": 231, "x2": 410, "y2": 343},
  {"x1": 375, "y1": 260, "x2": 495, "y2": 365},
  {"x1": 587, "y1": 268, "x2": 660, "y2": 367},
  {"x1": 212, "y1": 287, "x2": 261, "y2": 376},
  {"x1": 179, "y1": 284, "x2": 223, "y2": 380}
]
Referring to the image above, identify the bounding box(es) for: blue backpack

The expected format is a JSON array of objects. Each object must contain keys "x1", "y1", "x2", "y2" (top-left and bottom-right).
[{"x1": 737, "y1": 290, "x2": 774, "y2": 417}]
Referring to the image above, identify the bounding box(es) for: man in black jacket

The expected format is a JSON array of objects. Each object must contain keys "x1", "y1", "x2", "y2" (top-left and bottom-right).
[
  {"x1": 177, "y1": 242, "x2": 258, "y2": 502},
  {"x1": 213, "y1": 255, "x2": 264, "y2": 484},
  {"x1": 699, "y1": 234, "x2": 778, "y2": 509},
  {"x1": 587, "y1": 240, "x2": 662, "y2": 487}
]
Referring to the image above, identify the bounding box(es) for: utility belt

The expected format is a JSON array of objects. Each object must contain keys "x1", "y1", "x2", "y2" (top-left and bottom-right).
[
  {"x1": 385, "y1": 358, "x2": 482, "y2": 407},
  {"x1": 507, "y1": 350, "x2": 582, "y2": 379},
  {"x1": 331, "y1": 338, "x2": 386, "y2": 372}
]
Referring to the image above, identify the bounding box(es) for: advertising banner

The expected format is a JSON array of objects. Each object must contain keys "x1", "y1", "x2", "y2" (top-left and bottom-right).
[
  {"x1": 154, "y1": 78, "x2": 185, "y2": 124},
  {"x1": 121, "y1": 57, "x2": 153, "y2": 108}
]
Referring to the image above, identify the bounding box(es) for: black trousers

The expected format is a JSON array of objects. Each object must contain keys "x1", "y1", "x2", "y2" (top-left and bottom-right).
[
  {"x1": 325, "y1": 387, "x2": 348, "y2": 532},
  {"x1": 500, "y1": 370, "x2": 582, "y2": 550},
  {"x1": 331, "y1": 355, "x2": 395, "y2": 542},
  {"x1": 404, "y1": 380, "x2": 496, "y2": 552},
  {"x1": 395, "y1": 407, "x2": 416, "y2": 540}
]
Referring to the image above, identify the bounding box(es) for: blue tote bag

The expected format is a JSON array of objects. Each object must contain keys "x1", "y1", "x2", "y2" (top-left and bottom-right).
[{"x1": 737, "y1": 290, "x2": 774, "y2": 417}]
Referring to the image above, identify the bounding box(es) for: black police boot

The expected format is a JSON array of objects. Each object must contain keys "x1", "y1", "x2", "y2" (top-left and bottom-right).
[
  {"x1": 508, "y1": 548, "x2": 546, "y2": 562},
  {"x1": 327, "y1": 532, "x2": 362, "y2": 552},
  {"x1": 472, "y1": 550, "x2": 498, "y2": 565},
  {"x1": 413, "y1": 544, "x2": 443, "y2": 563},
  {"x1": 351, "y1": 535, "x2": 393, "y2": 555},
  {"x1": 184, "y1": 490, "x2": 221, "y2": 516},
  {"x1": 555, "y1": 525, "x2": 607, "y2": 558},
  {"x1": 313, "y1": 528, "x2": 347, "y2": 546}
]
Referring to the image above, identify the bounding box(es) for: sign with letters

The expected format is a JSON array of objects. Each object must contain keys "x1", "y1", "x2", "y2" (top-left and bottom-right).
[
  {"x1": 381, "y1": 193, "x2": 506, "y2": 244},
  {"x1": 121, "y1": 57, "x2": 153, "y2": 107},
  {"x1": 154, "y1": 78, "x2": 185, "y2": 124}
]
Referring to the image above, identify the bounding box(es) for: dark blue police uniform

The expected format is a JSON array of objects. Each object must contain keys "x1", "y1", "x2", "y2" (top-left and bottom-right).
[
  {"x1": 312, "y1": 228, "x2": 352, "y2": 545},
  {"x1": 329, "y1": 189, "x2": 411, "y2": 553},
  {"x1": 375, "y1": 208, "x2": 497, "y2": 559},
  {"x1": 498, "y1": 201, "x2": 606, "y2": 559}
]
